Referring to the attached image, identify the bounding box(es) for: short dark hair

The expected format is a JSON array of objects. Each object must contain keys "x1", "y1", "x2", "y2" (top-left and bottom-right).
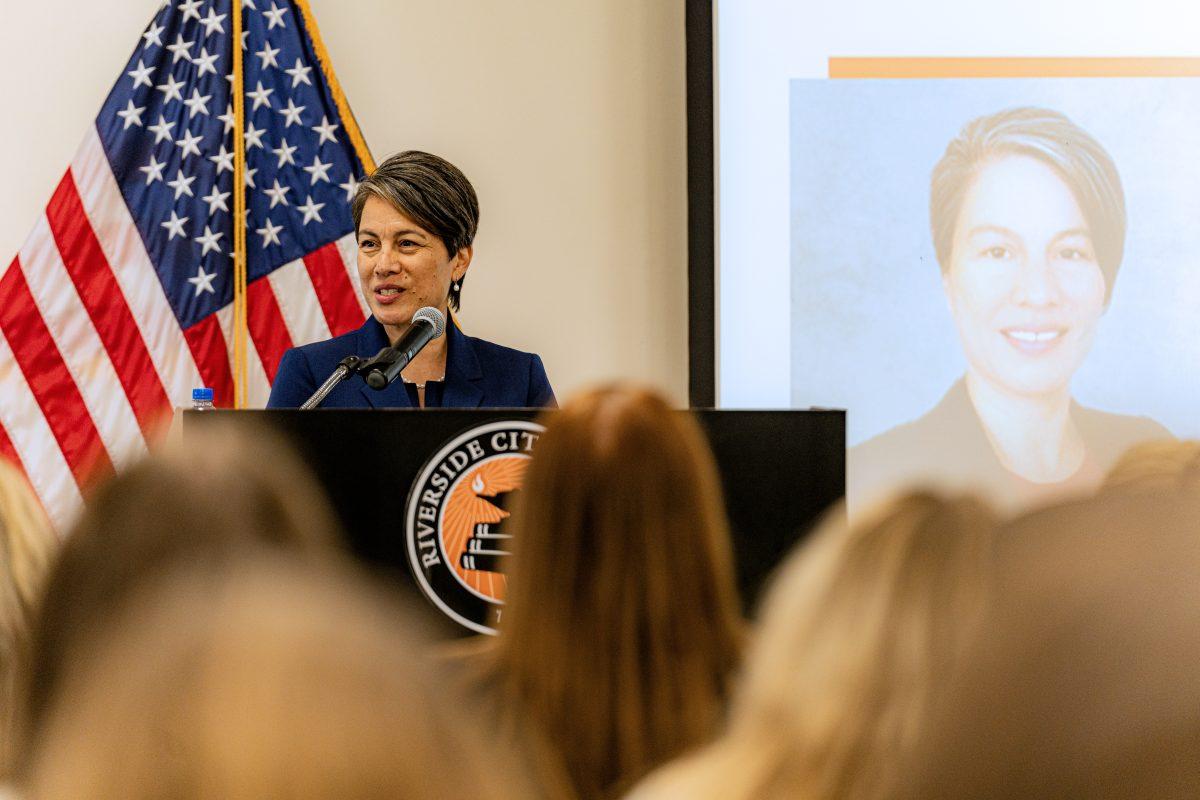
[
  {"x1": 930, "y1": 107, "x2": 1126, "y2": 303},
  {"x1": 352, "y1": 151, "x2": 480, "y2": 311}
]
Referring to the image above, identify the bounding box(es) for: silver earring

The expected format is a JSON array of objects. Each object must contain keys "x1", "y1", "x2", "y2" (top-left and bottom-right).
[{"x1": 453, "y1": 281, "x2": 460, "y2": 291}]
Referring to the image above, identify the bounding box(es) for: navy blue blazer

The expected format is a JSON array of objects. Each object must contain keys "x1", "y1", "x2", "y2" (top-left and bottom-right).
[{"x1": 266, "y1": 316, "x2": 556, "y2": 409}]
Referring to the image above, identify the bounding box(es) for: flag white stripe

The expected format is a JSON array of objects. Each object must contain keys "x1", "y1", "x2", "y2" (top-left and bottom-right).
[
  {"x1": 335, "y1": 232, "x2": 369, "y2": 317},
  {"x1": 18, "y1": 220, "x2": 147, "y2": 469},
  {"x1": 216, "y1": 303, "x2": 272, "y2": 408},
  {"x1": 269, "y1": 259, "x2": 332, "y2": 346},
  {"x1": 0, "y1": 326, "x2": 84, "y2": 531},
  {"x1": 71, "y1": 126, "x2": 203, "y2": 409}
]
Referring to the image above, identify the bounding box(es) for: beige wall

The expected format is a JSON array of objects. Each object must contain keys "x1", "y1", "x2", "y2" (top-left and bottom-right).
[{"x1": 0, "y1": 0, "x2": 688, "y2": 404}]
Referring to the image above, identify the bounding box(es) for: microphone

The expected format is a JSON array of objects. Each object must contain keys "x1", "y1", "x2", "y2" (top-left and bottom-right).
[{"x1": 364, "y1": 306, "x2": 447, "y2": 390}]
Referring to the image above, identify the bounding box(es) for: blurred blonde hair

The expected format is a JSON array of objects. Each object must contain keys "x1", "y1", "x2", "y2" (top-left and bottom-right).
[
  {"x1": 1103, "y1": 438, "x2": 1200, "y2": 493},
  {"x1": 490, "y1": 384, "x2": 744, "y2": 800},
  {"x1": 24, "y1": 553, "x2": 527, "y2": 800},
  {"x1": 635, "y1": 490, "x2": 998, "y2": 800},
  {"x1": 0, "y1": 460, "x2": 56, "y2": 776},
  {"x1": 20, "y1": 422, "x2": 342, "y2": 766}
]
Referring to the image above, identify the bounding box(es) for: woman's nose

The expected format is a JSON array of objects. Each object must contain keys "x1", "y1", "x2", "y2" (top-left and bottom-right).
[
  {"x1": 373, "y1": 245, "x2": 401, "y2": 275},
  {"x1": 1013, "y1": 254, "x2": 1062, "y2": 306}
]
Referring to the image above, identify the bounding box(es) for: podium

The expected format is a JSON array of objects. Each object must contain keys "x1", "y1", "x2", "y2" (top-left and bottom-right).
[{"x1": 185, "y1": 409, "x2": 844, "y2": 633}]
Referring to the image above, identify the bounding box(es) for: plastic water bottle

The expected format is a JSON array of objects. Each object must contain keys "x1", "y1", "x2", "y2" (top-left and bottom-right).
[{"x1": 191, "y1": 387, "x2": 215, "y2": 411}]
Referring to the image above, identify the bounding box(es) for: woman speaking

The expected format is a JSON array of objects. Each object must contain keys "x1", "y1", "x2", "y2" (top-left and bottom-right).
[{"x1": 267, "y1": 151, "x2": 555, "y2": 409}]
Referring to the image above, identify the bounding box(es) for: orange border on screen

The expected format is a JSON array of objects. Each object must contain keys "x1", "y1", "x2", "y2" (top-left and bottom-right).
[{"x1": 828, "y1": 57, "x2": 1200, "y2": 79}]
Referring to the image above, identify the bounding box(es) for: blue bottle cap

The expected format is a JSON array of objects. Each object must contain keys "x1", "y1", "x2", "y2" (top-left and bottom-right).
[{"x1": 192, "y1": 387, "x2": 214, "y2": 402}]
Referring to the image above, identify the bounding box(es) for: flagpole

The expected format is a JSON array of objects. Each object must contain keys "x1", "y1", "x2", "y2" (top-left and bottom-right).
[{"x1": 231, "y1": 0, "x2": 249, "y2": 409}]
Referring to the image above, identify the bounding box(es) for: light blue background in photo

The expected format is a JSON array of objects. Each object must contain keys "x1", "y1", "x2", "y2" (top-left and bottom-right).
[{"x1": 789, "y1": 78, "x2": 1200, "y2": 446}]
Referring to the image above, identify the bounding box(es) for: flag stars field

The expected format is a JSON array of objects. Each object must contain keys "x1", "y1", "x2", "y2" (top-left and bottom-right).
[
  {"x1": 303, "y1": 155, "x2": 332, "y2": 185},
  {"x1": 177, "y1": 0, "x2": 204, "y2": 24},
  {"x1": 156, "y1": 74, "x2": 185, "y2": 104},
  {"x1": 161, "y1": 210, "x2": 189, "y2": 240},
  {"x1": 187, "y1": 265, "x2": 217, "y2": 296},
  {"x1": 202, "y1": 186, "x2": 230, "y2": 216},
  {"x1": 245, "y1": 121, "x2": 266, "y2": 149},
  {"x1": 193, "y1": 47, "x2": 221, "y2": 77},
  {"x1": 0, "y1": 0, "x2": 375, "y2": 528},
  {"x1": 265, "y1": 179, "x2": 291, "y2": 209},
  {"x1": 272, "y1": 138, "x2": 298, "y2": 168},
  {"x1": 199, "y1": 8, "x2": 226, "y2": 37},
  {"x1": 264, "y1": 3, "x2": 289, "y2": 29},
  {"x1": 247, "y1": 80, "x2": 273, "y2": 110},
  {"x1": 148, "y1": 116, "x2": 175, "y2": 143},
  {"x1": 285, "y1": 58, "x2": 312, "y2": 87},
  {"x1": 279, "y1": 98, "x2": 306, "y2": 127},
  {"x1": 313, "y1": 115, "x2": 338, "y2": 144},
  {"x1": 257, "y1": 218, "x2": 283, "y2": 248},
  {"x1": 166, "y1": 34, "x2": 194, "y2": 63},
  {"x1": 257, "y1": 41, "x2": 281, "y2": 70},
  {"x1": 116, "y1": 101, "x2": 145, "y2": 129},
  {"x1": 127, "y1": 60, "x2": 155, "y2": 89}
]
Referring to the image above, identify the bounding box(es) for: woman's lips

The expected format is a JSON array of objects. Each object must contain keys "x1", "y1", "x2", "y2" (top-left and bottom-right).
[
  {"x1": 374, "y1": 286, "x2": 404, "y2": 305},
  {"x1": 1001, "y1": 327, "x2": 1065, "y2": 354}
]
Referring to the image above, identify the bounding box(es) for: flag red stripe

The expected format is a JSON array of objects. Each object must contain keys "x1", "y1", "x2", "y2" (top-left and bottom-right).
[
  {"x1": 45, "y1": 172, "x2": 172, "y2": 436},
  {"x1": 0, "y1": 419, "x2": 23, "y2": 472},
  {"x1": 0, "y1": 259, "x2": 114, "y2": 487},
  {"x1": 247, "y1": 278, "x2": 295, "y2": 383},
  {"x1": 304, "y1": 242, "x2": 363, "y2": 336},
  {"x1": 183, "y1": 314, "x2": 235, "y2": 409}
]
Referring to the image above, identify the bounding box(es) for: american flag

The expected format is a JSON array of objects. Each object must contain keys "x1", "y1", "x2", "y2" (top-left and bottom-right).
[{"x1": 0, "y1": 0, "x2": 373, "y2": 528}]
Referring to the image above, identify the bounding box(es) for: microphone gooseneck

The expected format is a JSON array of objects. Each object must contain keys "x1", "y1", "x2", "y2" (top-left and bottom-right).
[{"x1": 364, "y1": 307, "x2": 447, "y2": 390}]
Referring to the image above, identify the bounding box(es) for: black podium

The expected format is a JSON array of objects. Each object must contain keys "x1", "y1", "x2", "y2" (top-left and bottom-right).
[{"x1": 185, "y1": 409, "x2": 844, "y2": 633}]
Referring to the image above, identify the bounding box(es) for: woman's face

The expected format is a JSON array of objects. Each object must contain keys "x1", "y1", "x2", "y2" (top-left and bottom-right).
[
  {"x1": 356, "y1": 195, "x2": 469, "y2": 339},
  {"x1": 943, "y1": 154, "x2": 1107, "y2": 399}
]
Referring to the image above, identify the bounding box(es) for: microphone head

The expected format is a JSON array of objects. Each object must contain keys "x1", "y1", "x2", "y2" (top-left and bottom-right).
[{"x1": 413, "y1": 306, "x2": 446, "y2": 338}]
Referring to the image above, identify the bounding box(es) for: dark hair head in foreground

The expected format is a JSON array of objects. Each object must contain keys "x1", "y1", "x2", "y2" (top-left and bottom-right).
[{"x1": 493, "y1": 383, "x2": 744, "y2": 800}]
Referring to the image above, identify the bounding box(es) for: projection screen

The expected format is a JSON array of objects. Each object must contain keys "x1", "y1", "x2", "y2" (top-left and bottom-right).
[{"x1": 708, "y1": 0, "x2": 1200, "y2": 514}]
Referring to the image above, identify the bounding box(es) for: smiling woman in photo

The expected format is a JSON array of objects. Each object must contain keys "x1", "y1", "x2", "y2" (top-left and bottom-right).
[{"x1": 851, "y1": 107, "x2": 1170, "y2": 512}]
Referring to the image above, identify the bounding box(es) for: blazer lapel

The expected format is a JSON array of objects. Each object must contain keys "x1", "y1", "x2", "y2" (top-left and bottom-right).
[
  {"x1": 354, "y1": 317, "x2": 414, "y2": 409},
  {"x1": 441, "y1": 320, "x2": 484, "y2": 408}
]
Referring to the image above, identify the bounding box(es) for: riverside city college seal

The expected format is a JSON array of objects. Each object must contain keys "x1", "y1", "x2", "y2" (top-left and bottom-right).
[{"x1": 404, "y1": 420, "x2": 544, "y2": 634}]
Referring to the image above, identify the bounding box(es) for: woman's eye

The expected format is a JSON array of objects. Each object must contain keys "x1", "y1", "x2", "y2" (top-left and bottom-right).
[
  {"x1": 981, "y1": 246, "x2": 1011, "y2": 259},
  {"x1": 1059, "y1": 247, "x2": 1090, "y2": 261},
  {"x1": 359, "y1": 240, "x2": 377, "y2": 250},
  {"x1": 399, "y1": 239, "x2": 419, "y2": 249}
]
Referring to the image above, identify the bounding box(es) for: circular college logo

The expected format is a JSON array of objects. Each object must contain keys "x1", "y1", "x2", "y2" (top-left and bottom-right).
[{"x1": 404, "y1": 419, "x2": 544, "y2": 634}]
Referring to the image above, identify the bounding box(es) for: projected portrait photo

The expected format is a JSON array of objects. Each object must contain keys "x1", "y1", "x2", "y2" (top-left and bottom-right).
[{"x1": 788, "y1": 80, "x2": 1198, "y2": 513}]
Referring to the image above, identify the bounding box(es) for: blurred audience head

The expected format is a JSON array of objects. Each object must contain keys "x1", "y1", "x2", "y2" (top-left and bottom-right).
[
  {"x1": 21, "y1": 422, "x2": 342, "y2": 764},
  {"x1": 1103, "y1": 438, "x2": 1200, "y2": 494},
  {"x1": 495, "y1": 383, "x2": 743, "y2": 799},
  {"x1": 634, "y1": 490, "x2": 999, "y2": 800},
  {"x1": 0, "y1": 460, "x2": 56, "y2": 776},
  {"x1": 23, "y1": 553, "x2": 525, "y2": 800},
  {"x1": 895, "y1": 488, "x2": 1200, "y2": 799}
]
